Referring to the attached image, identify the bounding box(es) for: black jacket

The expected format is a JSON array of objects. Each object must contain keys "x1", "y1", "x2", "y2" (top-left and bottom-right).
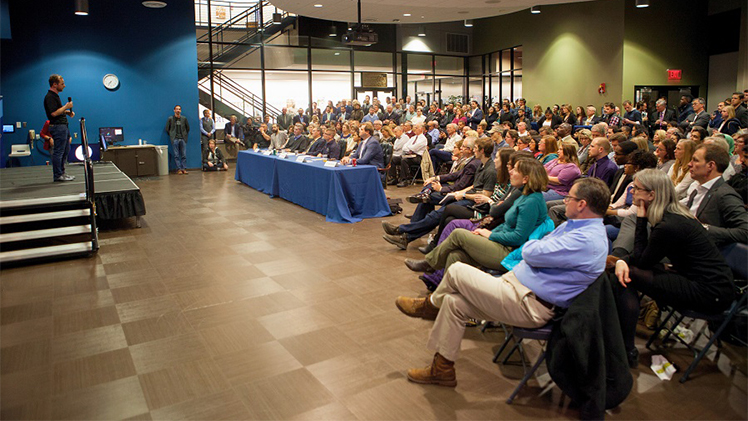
[
  {"x1": 687, "y1": 177, "x2": 748, "y2": 248},
  {"x1": 546, "y1": 273, "x2": 633, "y2": 420}
]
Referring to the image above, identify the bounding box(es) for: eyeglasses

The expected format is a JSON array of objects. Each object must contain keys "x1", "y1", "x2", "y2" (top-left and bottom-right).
[
  {"x1": 631, "y1": 185, "x2": 651, "y2": 193},
  {"x1": 563, "y1": 195, "x2": 582, "y2": 203}
]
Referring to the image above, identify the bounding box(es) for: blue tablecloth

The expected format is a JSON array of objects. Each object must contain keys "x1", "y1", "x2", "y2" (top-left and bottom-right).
[{"x1": 235, "y1": 150, "x2": 391, "y2": 223}]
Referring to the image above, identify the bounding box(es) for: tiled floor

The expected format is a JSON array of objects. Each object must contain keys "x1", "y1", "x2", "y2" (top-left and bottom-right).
[{"x1": 1, "y1": 169, "x2": 746, "y2": 420}]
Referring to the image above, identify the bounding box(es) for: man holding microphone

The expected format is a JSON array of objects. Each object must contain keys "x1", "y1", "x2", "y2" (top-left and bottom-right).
[{"x1": 43, "y1": 74, "x2": 75, "y2": 182}]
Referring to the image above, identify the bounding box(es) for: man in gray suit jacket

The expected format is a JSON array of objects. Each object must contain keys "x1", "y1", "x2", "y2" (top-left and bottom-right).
[
  {"x1": 685, "y1": 144, "x2": 748, "y2": 248},
  {"x1": 679, "y1": 97, "x2": 710, "y2": 131},
  {"x1": 277, "y1": 108, "x2": 294, "y2": 131}
]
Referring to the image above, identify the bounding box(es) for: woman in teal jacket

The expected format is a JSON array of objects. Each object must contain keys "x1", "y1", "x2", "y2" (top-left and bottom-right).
[{"x1": 405, "y1": 158, "x2": 549, "y2": 275}]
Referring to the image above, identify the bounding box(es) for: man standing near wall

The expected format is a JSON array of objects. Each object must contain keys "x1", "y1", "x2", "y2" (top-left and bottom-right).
[
  {"x1": 165, "y1": 105, "x2": 190, "y2": 174},
  {"x1": 43, "y1": 74, "x2": 75, "y2": 182},
  {"x1": 200, "y1": 109, "x2": 215, "y2": 151}
]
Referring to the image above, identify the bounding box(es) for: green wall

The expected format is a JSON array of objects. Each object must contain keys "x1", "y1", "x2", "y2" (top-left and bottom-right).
[
  {"x1": 622, "y1": 0, "x2": 709, "y2": 100},
  {"x1": 473, "y1": 0, "x2": 710, "y2": 108}
]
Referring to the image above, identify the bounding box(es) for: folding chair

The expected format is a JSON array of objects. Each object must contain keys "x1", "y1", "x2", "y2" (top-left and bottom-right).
[
  {"x1": 493, "y1": 322, "x2": 555, "y2": 404},
  {"x1": 646, "y1": 243, "x2": 748, "y2": 383}
]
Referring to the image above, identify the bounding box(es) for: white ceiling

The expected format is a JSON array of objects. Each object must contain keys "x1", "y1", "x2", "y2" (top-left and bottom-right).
[{"x1": 268, "y1": 0, "x2": 595, "y2": 24}]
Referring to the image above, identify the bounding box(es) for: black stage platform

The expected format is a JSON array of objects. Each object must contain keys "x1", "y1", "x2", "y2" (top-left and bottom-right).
[{"x1": 0, "y1": 162, "x2": 146, "y2": 220}]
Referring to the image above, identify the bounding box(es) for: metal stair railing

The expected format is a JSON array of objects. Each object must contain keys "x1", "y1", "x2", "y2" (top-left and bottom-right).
[
  {"x1": 79, "y1": 117, "x2": 100, "y2": 254},
  {"x1": 196, "y1": 1, "x2": 292, "y2": 64},
  {"x1": 198, "y1": 71, "x2": 281, "y2": 119}
]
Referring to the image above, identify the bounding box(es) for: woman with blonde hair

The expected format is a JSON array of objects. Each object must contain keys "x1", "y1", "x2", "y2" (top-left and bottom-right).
[
  {"x1": 631, "y1": 137, "x2": 649, "y2": 152},
  {"x1": 667, "y1": 139, "x2": 697, "y2": 200},
  {"x1": 652, "y1": 129, "x2": 667, "y2": 146},
  {"x1": 532, "y1": 104, "x2": 543, "y2": 122},
  {"x1": 613, "y1": 169, "x2": 735, "y2": 367},
  {"x1": 716, "y1": 105, "x2": 741, "y2": 136}
]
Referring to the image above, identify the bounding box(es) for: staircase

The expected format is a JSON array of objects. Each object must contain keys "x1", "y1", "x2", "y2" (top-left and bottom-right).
[
  {"x1": 0, "y1": 119, "x2": 99, "y2": 265},
  {"x1": 196, "y1": 1, "x2": 296, "y2": 80},
  {"x1": 198, "y1": 71, "x2": 282, "y2": 120}
]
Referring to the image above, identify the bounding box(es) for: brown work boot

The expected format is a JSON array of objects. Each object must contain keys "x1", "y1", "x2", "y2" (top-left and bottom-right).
[
  {"x1": 395, "y1": 294, "x2": 440, "y2": 320},
  {"x1": 407, "y1": 353, "x2": 457, "y2": 387}
]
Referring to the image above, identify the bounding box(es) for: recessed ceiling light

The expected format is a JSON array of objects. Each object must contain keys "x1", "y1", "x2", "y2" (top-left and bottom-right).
[
  {"x1": 314, "y1": 4, "x2": 323, "y2": 7},
  {"x1": 403, "y1": 13, "x2": 411, "y2": 17},
  {"x1": 142, "y1": 0, "x2": 167, "y2": 8},
  {"x1": 334, "y1": 52, "x2": 340, "y2": 55},
  {"x1": 635, "y1": 0, "x2": 649, "y2": 7},
  {"x1": 392, "y1": 19, "x2": 400, "y2": 22},
  {"x1": 464, "y1": 19, "x2": 473, "y2": 27},
  {"x1": 530, "y1": 6, "x2": 541, "y2": 14}
]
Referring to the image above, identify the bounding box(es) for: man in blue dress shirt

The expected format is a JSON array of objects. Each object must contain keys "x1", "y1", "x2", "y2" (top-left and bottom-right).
[{"x1": 395, "y1": 177, "x2": 610, "y2": 387}]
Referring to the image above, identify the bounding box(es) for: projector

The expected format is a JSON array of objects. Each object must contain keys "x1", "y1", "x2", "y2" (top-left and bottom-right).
[{"x1": 343, "y1": 24, "x2": 378, "y2": 46}]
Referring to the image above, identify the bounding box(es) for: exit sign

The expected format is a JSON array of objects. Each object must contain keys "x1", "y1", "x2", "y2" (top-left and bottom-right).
[{"x1": 667, "y1": 69, "x2": 682, "y2": 81}]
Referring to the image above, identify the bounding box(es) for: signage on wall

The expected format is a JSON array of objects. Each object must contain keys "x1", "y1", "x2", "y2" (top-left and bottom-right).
[
  {"x1": 667, "y1": 69, "x2": 682, "y2": 81},
  {"x1": 216, "y1": 6, "x2": 226, "y2": 20},
  {"x1": 361, "y1": 73, "x2": 388, "y2": 88}
]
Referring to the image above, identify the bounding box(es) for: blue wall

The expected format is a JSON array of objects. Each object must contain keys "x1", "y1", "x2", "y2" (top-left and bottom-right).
[{"x1": 0, "y1": 0, "x2": 200, "y2": 169}]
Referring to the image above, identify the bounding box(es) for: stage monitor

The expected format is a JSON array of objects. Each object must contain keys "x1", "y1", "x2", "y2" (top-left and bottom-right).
[{"x1": 99, "y1": 127, "x2": 124, "y2": 145}]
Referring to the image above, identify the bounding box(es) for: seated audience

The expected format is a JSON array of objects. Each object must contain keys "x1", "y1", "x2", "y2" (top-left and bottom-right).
[
  {"x1": 655, "y1": 138, "x2": 676, "y2": 173},
  {"x1": 382, "y1": 137, "x2": 496, "y2": 249},
  {"x1": 224, "y1": 114, "x2": 245, "y2": 150},
  {"x1": 716, "y1": 105, "x2": 741, "y2": 136},
  {"x1": 395, "y1": 177, "x2": 609, "y2": 387},
  {"x1": 667, "y1": 139, "x2": 697, "y2": 200},
  {"x1": 538, "y1": 108, "x2": 562, "y2": 129},
  {"x1": 341, "y1": 122, "x2": 384, "y2": 168},
  {"x1": 269, "y1": 124, "x2": 288, "y2": 150},
  {"x1": 202, "y1": 139, "x2": 228, "y2": 171},
  {"x1": 536, "y1": 135, "x2": 558, "y2": 164},
  {"x1": 613, "y1": 169, "x2": 736, "y2": 367},
  {"x1": 283, "y1": 124, "x2": 310, "y2": 153},
  {"x1": 401, "y1": 157, "x2": 549, "y2": 278},
  {"x1": 389, "y1": 123, "x2": 428, "y2": 187},
  {"x1": 542, "y1": 144, "x2": 582, "y2": 201}
]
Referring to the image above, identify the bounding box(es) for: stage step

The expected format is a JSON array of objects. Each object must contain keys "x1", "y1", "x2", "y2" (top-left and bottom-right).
[
  {"x1": 0, "y1": 209, "x2": 91, "y2": 225},
  {"x1": 0, "y1": 225, "x2": 92, "y2": 243},
  {"x1": 0, "y1": 194, "x2": 86, "y2": 210},
  {"x1": 0, "y1": 242, "x2": 94, "y2": 264}
]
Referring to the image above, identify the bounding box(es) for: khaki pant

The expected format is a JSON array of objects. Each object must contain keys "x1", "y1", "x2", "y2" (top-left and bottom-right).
[
  {"x1": 425, "y1": 228, "x2": 511, "y2": 272},
  {"x1": 427, "y1": 262, "x2": 555, "y2": 362}
]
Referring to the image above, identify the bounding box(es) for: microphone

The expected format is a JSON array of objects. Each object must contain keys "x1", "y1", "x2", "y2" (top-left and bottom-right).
[{"x1": 68, "y1": 97, "x2": 73, "y2": 113}]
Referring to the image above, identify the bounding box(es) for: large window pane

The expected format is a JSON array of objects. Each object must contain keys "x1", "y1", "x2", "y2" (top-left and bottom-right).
[
  {"x1": 501, "y1": 72, "x2": 511, "y2": 102},
  {"x1": 468, "y1": 56, "x2": 482, "y2": 76},
  {"x1": 407, "y1": 54, "x2": 432, "y2": 74},
  {"x1": 353, "y1": 51, "x2": 392, "y2": 72},
  {"x1": 265, "y1": 70, "x2": 309, "y2": 112},
  {"x1": 468, "y1": 77, "x2": 482, "y2": 104},
  {"x1": 501, "y1": 50, "x2": 511, "y2": 72},
  {"x1": 227, "y1": 46, "x2": 261, "y2": 69},
  {"x1": 513, "y1": 47, "x2": 523, "y2": 70},
  {"x1": 264, "y1": 46, "x2": 308, "y2": 70},
  {"x1": 490, "y1": 75, "x2": 500, "y2": 104},
  {"x1": 311, "y1": 49, "x2": 350, "y2": 71},
  {"x1": 513, "y1": 70, "x2": 523, "y2": 101},
  {"x1": 437, "y1": 77, "x2": 464, "y2": 105},
  {"x1": 312, "y1": 72, "x2": 352, "y2": 106},
  {"x1": 489, "y1": 52, "x2": 500, "y2": 74},
  {"x1": 215, "y1": 70, "x2": 263, "y2": 118},
  {"x1": 435, "y1": 55, "x2": 463, "y2": 76}
]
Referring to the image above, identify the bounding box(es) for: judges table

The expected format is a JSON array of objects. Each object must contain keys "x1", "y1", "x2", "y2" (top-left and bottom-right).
[{"x1": 235, "y1": 150, "x2": 391, "y2": 223}]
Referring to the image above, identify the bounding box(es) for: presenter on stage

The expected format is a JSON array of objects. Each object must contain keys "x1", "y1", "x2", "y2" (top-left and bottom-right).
[
  {"x1": 165, "y1": 105, "x2": 190, "y2": 174},
  {"x1": 43, "y1": 74, "x2": 75, "y2": 182}
]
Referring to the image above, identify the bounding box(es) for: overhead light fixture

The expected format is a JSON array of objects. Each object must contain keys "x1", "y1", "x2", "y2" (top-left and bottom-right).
[
  {"x1": 635, "y1": 0, "x2": 649, "y2": 8},
  {"x1": 530, "y1": 6, "x2": 541, "y2": 13},
  {"x1": 334, "y1": 52, "x2": 340, "y2": 56},
  {"x1": 417, "y1": 26, "x2": 426, "y2": 37},
  {"x1": 464, "y1": 19, "x2": 473, "y2": 27},
  {"x1": 329, "y1": 25, "x2": 337, "y2": 37},
  {"x1": 142, "y1": 1, "x2": 167, "y2": 8},
  {"x1": 273, "y1": 12, "x2": 282, "y2": 24},
  {"x1": 314, "y1": 4, "x2": 323, "y2": 7},
  {"x1": 403, "y1": 13, "x2": 411, "y2": 16},
  {"x1": 74, "y1": 0, "x2": 89, "y2": 15}
]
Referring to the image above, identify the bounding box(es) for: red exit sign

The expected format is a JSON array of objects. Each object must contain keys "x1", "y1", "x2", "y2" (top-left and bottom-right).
[{"x1": 667, "y1": 69, "x2": 682, "y2": 81}]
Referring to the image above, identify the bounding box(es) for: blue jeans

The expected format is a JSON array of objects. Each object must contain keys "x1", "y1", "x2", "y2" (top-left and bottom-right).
[
  {"x1": 542, "y1": 189, "x2": 565, "y2": 201},
  {"x1": 399, "y1": 199, "x2": 473, "y2": 242},
  {"x1": 172, "y1": 138, "x2": 187, "y2": 170},
  {"x1": 50, "y1": 124, "x2": 70, "y2": 179}
]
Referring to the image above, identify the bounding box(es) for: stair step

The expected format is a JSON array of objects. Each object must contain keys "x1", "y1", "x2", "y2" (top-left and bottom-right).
[
  {"x1": 0, "y1": 209, "x2": 91, "y2": 225},
  {"x1": 0, "y1": 225, "x2": 92, "y2": 243},
  {"x1": 0, "y1": 194, "x2": 86, "y2": 210},
  {"x1": 0, "y1": 242, "x2": 93, "y2": 264}
]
